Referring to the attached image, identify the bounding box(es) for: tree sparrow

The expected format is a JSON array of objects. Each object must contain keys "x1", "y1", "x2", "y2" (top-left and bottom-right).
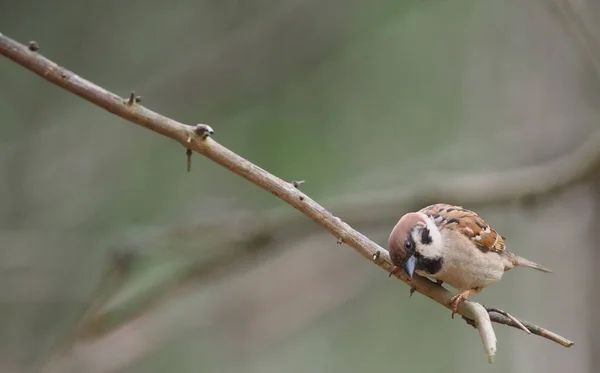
[{"x1": 387, "y1": 203, "x2": 552, "y2": 317}]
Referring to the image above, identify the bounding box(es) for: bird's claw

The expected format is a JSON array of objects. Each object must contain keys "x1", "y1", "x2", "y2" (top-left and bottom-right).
[
  {"x1": 448, "y1": 288, "x2": 479, "y2": 319},
  {"x1": 409, "y1": 286, "x2": 416, "y2": 297},
  {"x1": 449, "y1": 293, "x2": 464, "y2": 319}
]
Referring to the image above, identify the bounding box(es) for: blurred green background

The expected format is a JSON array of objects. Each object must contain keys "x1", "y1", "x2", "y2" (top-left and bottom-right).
[{"x1": 1, "y1": 0, "x2": 598, "y2": 372}]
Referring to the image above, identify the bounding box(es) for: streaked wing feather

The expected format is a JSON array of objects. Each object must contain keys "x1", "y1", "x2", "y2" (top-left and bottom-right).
[{"x1": 419, "y1": 203, "x2": 506, "y2": 253}]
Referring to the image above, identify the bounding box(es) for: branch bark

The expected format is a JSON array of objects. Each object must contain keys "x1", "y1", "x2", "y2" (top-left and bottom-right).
[
  {"x1": 0, "y1": 33, "x2": 575, "y2": 360},
  {"x1": 166, "y1": 120, "x2": 600, "y2": 285}
]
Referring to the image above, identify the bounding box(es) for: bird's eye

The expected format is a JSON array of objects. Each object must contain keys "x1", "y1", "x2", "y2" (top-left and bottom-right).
[{"x1": 404, "y1": 240, "x2": 413, "y2": 251}]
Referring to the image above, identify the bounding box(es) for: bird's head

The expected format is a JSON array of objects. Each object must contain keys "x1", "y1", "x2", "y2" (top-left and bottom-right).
[{"x1": 387, "y1": 212, "x2": 443, "y2": 278}]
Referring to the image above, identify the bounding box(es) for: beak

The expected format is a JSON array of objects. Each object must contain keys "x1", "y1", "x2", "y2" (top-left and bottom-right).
[{"x1": 402, "y1": 255, "x2": 417, "y2": 279}]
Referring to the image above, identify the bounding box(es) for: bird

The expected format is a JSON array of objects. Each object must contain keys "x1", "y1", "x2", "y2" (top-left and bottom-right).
[{"x1": 387, "y1": 203, "x2": 552, "y2": 318}]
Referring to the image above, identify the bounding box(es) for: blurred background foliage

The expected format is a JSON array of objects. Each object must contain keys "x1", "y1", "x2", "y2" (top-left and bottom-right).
[{"x1": 1, "y1": 0, "x2": 599, "y2": 372}]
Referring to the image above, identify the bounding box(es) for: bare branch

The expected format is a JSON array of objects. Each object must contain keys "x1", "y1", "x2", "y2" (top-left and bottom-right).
[
  {"x1": 486, "y1": 308, "x2": 574, "y2": 348},
  {"x1": 166, "y1": 122, "x2": 600, "y2": 284},
  {"x1": 0, "y1": 34, "x2": 575, "y2": 358},
  {"x1": 486, "y1": 307, "x2": 531, "y2": 335}
]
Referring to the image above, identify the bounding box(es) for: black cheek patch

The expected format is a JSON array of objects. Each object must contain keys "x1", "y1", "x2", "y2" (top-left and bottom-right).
[{"x1": 420, "y1": 227, "x2": 432, "y2": 245}]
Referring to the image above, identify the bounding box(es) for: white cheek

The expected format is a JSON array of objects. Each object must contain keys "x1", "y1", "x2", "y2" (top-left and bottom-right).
[
  {"x1": 425, "y1": 220, "x2": 442, "y2": 245},
  {"x1": 419, "y1": 240, "x2": 442, "y2": 257},
  {"x1": 414, "y1": 215, "x2": 444, "y2": 257}
]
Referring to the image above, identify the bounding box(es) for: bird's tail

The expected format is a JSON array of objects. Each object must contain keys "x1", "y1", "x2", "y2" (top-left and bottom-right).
[{"x1": 512, "y1": 255, "x2": 553, "y2": 273}]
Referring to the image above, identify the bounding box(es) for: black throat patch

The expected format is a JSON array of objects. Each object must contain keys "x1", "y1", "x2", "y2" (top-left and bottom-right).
[{"x1": 414, "y1": 252, "x2": 443, "y2": 275}]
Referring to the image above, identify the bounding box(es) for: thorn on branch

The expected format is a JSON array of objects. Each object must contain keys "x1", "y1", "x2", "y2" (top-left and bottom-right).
[
  {"x1": 186, "y1": 149, "x2": 192, "y2": 172},
  {"x1": 126, "y1": 91, "x2": 142, "y2": 106},
  {"x1": 372, "y1": 250, "x2": 380, "y2": 261},
  {"x1": 28, "y1": 41, "x2": 39, "y2": 51},
  {"x1": 299, "y1": 195, "x2": 305, "y2": 201},
  {"x1": 337, "y1": 237, "x2": 344, "y2": 245},
  {"x1": 292, "y1": 180, "x2": 305, "y2": 188},
  {"x1": 194, "y1": 124, "x2": 214, "y2": 139}
]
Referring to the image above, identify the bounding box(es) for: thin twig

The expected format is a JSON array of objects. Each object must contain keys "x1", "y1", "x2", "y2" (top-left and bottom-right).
[
  {"x1": 488, "y1": 309, "x2": 574, "y2": 348},
  {"x1": 0, "y1": 34, "x2": 575, "y2": 356},
  {"x1": 486, "y1": 307, "x2": 531, "y2": 335}
]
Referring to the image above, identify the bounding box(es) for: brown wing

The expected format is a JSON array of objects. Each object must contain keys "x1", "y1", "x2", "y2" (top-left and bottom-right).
[{"x1": 419, "y1": 203, "x2": 506, "y2": 253}]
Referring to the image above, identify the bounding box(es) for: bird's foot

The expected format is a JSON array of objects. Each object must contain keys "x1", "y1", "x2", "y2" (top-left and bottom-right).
[
  {"x1": 449, "y1": 291, "x2": 469, "y2": 319},
  {"x1": 449, "y1": 288, "x2": 480, "y2": 319}
]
